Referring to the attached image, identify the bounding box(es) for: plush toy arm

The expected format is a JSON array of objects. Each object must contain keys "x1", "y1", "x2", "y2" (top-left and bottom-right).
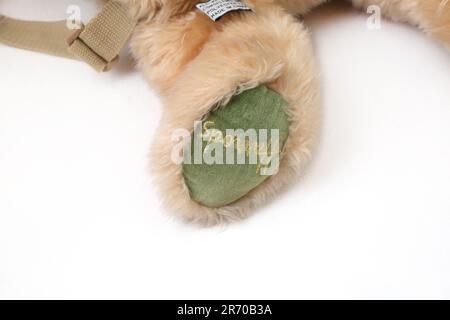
[
  {"x1": 351, "y1": 0, "x2": 449, "y2": 50},
  {"x1": 275, "y1": 0, "x2": 449, "y2": 50}
]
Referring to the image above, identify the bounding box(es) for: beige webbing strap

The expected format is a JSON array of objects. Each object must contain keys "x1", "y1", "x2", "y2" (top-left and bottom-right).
[
  {"x1": 0, "y1": 1, "x2": 138, "y2": 72},
  {"x1": 0, "y1": 18, "x2": 74, "y2": 59}
]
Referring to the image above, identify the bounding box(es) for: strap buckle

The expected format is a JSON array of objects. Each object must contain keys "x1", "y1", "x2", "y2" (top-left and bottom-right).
[{"x1": 66, "y1": 25, "x2": 119, "y2": 72}]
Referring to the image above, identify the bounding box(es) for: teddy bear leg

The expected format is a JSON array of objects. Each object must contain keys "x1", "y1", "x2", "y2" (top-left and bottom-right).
[
  {"x1": 351, "y1": 0, "x2": 450, "y2": 50},
  {"x1": 125, "y1": 2, "x2": 321, "y2": 224}
]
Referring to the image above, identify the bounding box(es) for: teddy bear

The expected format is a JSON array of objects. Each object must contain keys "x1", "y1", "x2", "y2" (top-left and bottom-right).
[
  {"x1": 112, "y1": 0, "x2": 447, "y2": 225},
  {"x1": 1, "y1": 0, "x2": 447, "y2": 225}
]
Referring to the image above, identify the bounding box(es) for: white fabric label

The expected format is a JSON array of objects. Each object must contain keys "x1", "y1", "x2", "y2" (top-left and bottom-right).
[{"x1": 196, "y1": 0, "x2": 252, "y2": 21}]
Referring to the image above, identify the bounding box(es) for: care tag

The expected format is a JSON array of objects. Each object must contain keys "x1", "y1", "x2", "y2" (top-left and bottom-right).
[{"x1": 196, "y1": 0, "x2": 253, "y2": 21}]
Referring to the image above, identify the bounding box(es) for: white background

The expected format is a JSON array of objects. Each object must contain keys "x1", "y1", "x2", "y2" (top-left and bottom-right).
[{"x1": 0, "y1": 0, "x2": 449, "y2": 299}]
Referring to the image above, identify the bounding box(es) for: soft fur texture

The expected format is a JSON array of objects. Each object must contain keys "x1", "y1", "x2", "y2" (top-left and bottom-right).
[{"x1": 116, "y1": 0, "x2": 449, "y2": 225}]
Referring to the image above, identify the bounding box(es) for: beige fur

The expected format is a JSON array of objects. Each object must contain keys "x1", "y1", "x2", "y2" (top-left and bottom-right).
[
  {"x1": 275, "y1": 0, "x2": 450, "y2": 48},
  {"x1": 415, "y1": 0, "x2": 450, "y2": 49},
  {"x1": 349, "y1": 0, "x2": 449, "y2": 49},
  {"x1": 121, "y1": 0, "x2": 450, "y2": 48},
  {"x1": 116, "y1": 0, "x2": 448, "y2": 224}
]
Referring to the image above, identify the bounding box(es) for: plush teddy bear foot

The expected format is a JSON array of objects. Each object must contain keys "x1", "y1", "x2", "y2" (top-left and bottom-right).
[{"x1": 126, "y1": 1, "x2": 320, "y2": 225}]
